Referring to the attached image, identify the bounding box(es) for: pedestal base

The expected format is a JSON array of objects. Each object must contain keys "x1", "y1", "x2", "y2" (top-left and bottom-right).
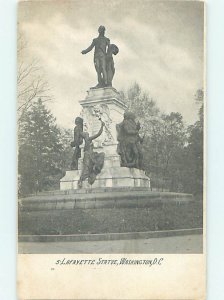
[{"x1": 60, "y1": 167, "x2": 150, "y2": 190}]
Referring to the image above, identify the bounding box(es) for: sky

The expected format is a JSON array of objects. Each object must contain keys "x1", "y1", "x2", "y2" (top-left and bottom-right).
[{"x1": 18, "y1": 0, "x2": 204, "y2": 129}]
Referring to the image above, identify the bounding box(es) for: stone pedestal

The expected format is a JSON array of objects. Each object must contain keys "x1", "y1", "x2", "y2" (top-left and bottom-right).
[
  {"x1": 79, "y1": 87, "x2": 126, "y2": 165},
  {"x1": 60, "y1": 87, "x2": 150, "y2": 190},
  {"x1": 60, "y1": 167, "x2": 150, "y2": 190}
]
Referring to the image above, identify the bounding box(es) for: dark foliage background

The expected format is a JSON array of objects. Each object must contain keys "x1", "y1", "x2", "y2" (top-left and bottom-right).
[{"x1": 18, "y1": 98, "x2": 72, "y2": 196}]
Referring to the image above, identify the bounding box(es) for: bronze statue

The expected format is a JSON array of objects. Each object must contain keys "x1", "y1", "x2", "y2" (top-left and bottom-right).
[
  {"x1": 70, "y1": 117, "x2": 84, "y2": 170},
  {"x1": 81, "y1": 26, "x2": 118, "y2": 88},
  {"x1": 116, "y1": 112, "x2": 144, "y2": 169},
  {"x1": 78, "y1": 120, "x2": 105, "y2": 188},
  {"x1": 106, "y1": 44, "x2": 119, "y2": 87}
]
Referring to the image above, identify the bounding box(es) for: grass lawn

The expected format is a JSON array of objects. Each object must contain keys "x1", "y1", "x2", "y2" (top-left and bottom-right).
[{"x1": 18, "y1": 199, "x2": 203, "y2": 235}]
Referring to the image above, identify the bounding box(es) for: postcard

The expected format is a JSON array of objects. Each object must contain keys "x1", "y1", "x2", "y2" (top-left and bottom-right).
[{"x1": 17, "y1": 1, "x2": 205, "y2": 299}]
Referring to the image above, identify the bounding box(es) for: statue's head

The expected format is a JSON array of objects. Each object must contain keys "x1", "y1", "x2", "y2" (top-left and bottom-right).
[
  {"x1": 110, "y1": 44, "x2": 119, "y2": 55},
  {"x1": 75, "y1": 117, "x2": 83, "y2": 126},
  {"x1": 108, "y1": 44, "x2": 119, "y2": 56},
  {"x1": 124, "y1": 111, "x2": 136, "y2": 120},
  {"x1": 98, "y1": 25, "x2": 105, "y2": 35}
]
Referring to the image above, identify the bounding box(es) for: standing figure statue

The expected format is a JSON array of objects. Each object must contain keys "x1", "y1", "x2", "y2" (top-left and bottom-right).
[
  {"x1": 81, "y1": 25, "x2": 109, "y2": 88},
  {"x1": 78, "y1": 120, "x2": 105, "y2": 188},
  {"x1": 116, "y1": 112, "x2": 144, "y2": 169},
  {"x1": 81, "y1": 26, "x2": 118, "y2": 88},
  {"x1": 70, "y1": 117, "x2": 84, "y2": 170}
]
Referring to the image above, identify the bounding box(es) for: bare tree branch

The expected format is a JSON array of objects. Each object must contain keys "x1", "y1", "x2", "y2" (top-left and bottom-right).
[{"x1": 17, "y1": 34, "x2": 52, "y2": 124}]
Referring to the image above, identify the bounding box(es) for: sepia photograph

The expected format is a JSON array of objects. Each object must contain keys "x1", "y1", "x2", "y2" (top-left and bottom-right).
[{"x1": 17, "y1": 0, "x2": 204, "y2": 257}]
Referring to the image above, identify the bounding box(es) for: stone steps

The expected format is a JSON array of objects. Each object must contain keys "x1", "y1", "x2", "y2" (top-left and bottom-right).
[
  {"x1": 26, "y1": 186, "x2": 151, "y2": 197},
  {"x1": 19, "y1": 190, "x2": 193, "y2": 211}
]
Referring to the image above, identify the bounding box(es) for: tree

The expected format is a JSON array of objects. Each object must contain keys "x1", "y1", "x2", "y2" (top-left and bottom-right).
[
  {"x1": 17, "y1": 34, "x2": 51, "y2": 124},
  {"x1": 144, "y1": 112, "x2": 187, "y2": 191},
  {"x1": 120, "y1": 82, "x2": 160, "y2": 136},
  {"x1": 18, "y1": 98, "x2": 63, "y2": 195},
  {"x1": 160, "y1": 113, "x2": 186, "y2": 180},
  {"x1": 58, "y1": 127, "x2": 74, "y2": 172},
  {"x1": 180, "y1": 89, "x2": 204, "y2": 195}
]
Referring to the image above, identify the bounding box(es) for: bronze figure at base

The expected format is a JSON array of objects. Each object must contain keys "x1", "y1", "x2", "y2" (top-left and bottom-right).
[
  {"x1": 70, "y1": 117, "x2": 84, "y2": 170},
  {"x1": 116, "y1": 111, "x2": 144, "y2": 170},
  {"x1": 77, "y1": 120, "x2": 105, "y2": 188}
]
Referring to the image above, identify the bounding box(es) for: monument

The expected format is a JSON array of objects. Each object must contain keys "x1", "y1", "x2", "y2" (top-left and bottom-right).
[
  {"x1": 18, "y1": 21, "x2": 197, "y2": 257},
  {"x1": 60, "y1": 26, "x2": 150, "y2": 190}
]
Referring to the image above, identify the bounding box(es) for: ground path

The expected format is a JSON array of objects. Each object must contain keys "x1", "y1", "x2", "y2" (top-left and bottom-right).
[{"x1": 19, "y1": 234, "x2": 202, "y2": 254}]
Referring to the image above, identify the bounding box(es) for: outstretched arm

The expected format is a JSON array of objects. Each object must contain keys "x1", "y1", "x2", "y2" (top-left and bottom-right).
[
  {"x1": 81, "y1": 40, "x2": 95, "y2": 54},
  {"x1": 89, "y1": 121, "x2": 104, "y2": 141}
]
